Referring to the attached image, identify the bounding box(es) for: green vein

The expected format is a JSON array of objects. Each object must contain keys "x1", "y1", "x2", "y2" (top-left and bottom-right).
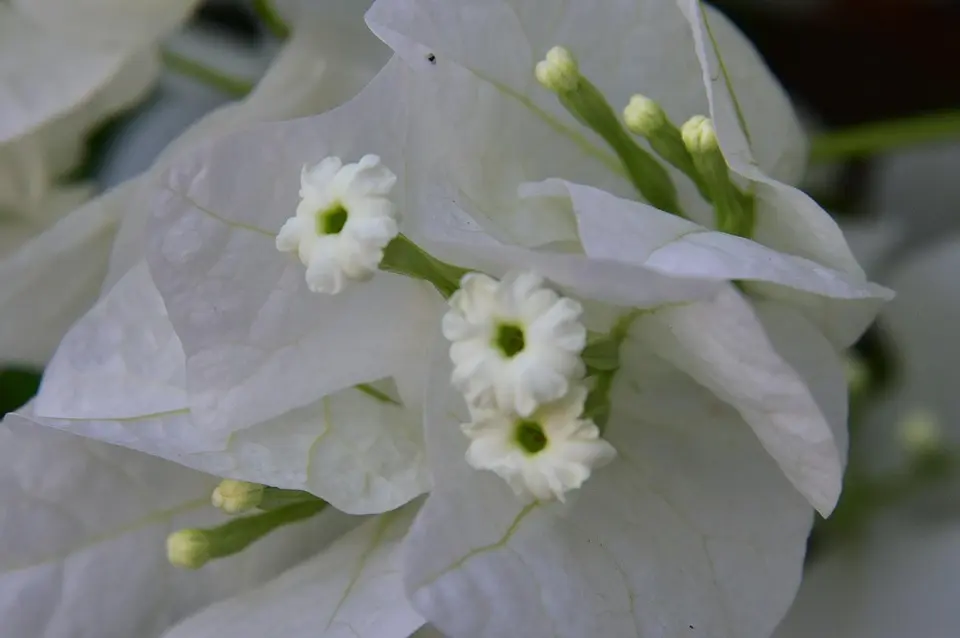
[
  {"x1": 701, "y1": 3, "x2": 752, "y2": 148},
  {"x1": 3, "y1": 498, "x2": 209, "y2": 574},
  {"x1": 418, "y1": 502, "x2": 538, "y2": 590},
  {"x1": 174, "y1": 189, "x2": 275, "y2": 237},
  {"x1": 355, "y1": 383, "x2": 402, "y2": 406},
  {"x1": 325, "y1": 511, "x2": 397, "y2": 630},
  {"x1": 48, "y1": 408, "x2": 190, "y2": 423},
  {"x1": 469, "y1": 68, "x2": 626, "y2": 179},
  {"x1": 161, "y1": 50, "x2": 254, "y2": 98}
]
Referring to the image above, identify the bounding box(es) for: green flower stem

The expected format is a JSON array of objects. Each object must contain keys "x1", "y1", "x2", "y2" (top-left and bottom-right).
[
  {"x1": 558, "y1": 79, "x2": 682, "y2": 217},
  {"x1": 257, "y1": 487, "x2": 326, "y2": 511},
  {"x1": 160, "y1": 50, "x2": 254, "y2": 98},
  {"x1": 252, "y1": 0, "x2": 291, "y2": 39},
  {"x1": 177, "y1": 499, "x2": 326, "y2": 569},
  {"x1": 810, "y1": 111, "x2": 960, "y2": 162},
  {"x1": 581, "y1": 311, "x2": 640, "y2": 433},
  {"x1": 380, "y1": 234, "x2": 470, "y2": 299}
]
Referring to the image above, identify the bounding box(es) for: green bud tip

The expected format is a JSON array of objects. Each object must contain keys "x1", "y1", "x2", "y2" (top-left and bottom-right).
[
  {"x1": 681, "y1": 115, "x2": 719, "y2": 154},
  {"x1": 899, "y1": 409, "x2": 943, "y2": 456},
  {"x1": 535, "y1": 46, "x2": 580, "y2": 93},
  {"x1": 623, "y1": 94, "x2": 668, "y2": 137},
  {"x1": 211, "y1": 479, "x2": 264, "y2": 515},
  {"x1": 167, "y1": 529, "x2": 211, "y2": 569}
]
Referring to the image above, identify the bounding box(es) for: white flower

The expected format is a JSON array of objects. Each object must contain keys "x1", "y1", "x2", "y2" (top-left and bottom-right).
[
  {"x1": 277, "y1": 154, "x2": 399, "y2": 294},
  {"x1": 776, "y1": 235, "x2": 960, "y2": 638},
  {"x1": 462, "y1": 385, "x2": 615, "y2": 501},
  {"x1": 443, "y1": 271, "x2": 586, "y2": 416}
]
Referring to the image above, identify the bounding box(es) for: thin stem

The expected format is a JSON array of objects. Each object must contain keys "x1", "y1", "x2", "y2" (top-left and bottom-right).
[
  {"x1": 252, "y1": 0, "x2": 291, "y2": 39},
  {"x1": 161, "y1": 50, "x2": 254, "y2": 98},
  {"x1": 810, "y1": 111, "x2": 960, "y2": 162}
]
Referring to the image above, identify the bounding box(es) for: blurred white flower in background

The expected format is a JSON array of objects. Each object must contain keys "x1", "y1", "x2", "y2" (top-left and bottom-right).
[
  {"x1": 775, "y1": 235, "x2": 960, "y2": 638},
  {"x1": 0, "y1": 0, "x2": 201, "y2": 365},
  {"x1": 0, "y1": 0, "x2": 199, "y2": 216}
]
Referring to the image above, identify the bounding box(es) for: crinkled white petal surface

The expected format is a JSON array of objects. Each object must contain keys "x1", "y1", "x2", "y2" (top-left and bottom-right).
[
  {"x1": 0, "y1": 412, "x2": 357, "y2": 638},
  {"x1": 31, "y1": 262, "x2": 429, "y2": 514},
  {"x1": 403, "y1": 336, "x2": 812, "y2": 638},
  {"x1": 146, "y1": 58, "x2": 445, "y2": 437},
  {"x1": 161, "y1": 503, "x2": 425, "y2": 638}
]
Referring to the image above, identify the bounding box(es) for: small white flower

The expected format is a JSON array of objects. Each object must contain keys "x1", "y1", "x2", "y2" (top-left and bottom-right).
[
  {"x1": 462, "y1": 385, "x2": 616, "y2": 502},
  {"x1": 276, "y1": 154, "x2": 399, "y2": 294},
  {"x1": 442, "y1": 271, "x2": 587, "y2": 417}
]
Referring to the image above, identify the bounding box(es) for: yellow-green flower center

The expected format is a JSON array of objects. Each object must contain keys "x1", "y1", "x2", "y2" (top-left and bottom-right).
[
  {"x1": 317, "y1": 203, "x2": 348, "y2": 235},
  {"x1": 515, "y1": 419, "x2": 548, "y2": 454},
  {"x1": 495, "y1": 322, "x2": 525, "y2": 358}
]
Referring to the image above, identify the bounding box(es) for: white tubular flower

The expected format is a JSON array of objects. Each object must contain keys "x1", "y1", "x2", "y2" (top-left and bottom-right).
[
  {"x1": 462, "y1": 385, "x2": 615, "y2": 502},
  {"x1": 443, "y1": 271, "x2": 586, "y2": 416},
  {"x1": 276, "y1": 154, "x2": 399, "y2": 294}
]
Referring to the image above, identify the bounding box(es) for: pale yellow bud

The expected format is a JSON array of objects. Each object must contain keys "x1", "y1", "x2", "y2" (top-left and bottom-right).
[
  {"x1": 167, "y1": 529, "x2": 210, "y2": 569},
  {"x1": 623, "y1": 94, "x2": 668, "y2": 137},
  {"x1": 211, "y1": 479, "x2": 264, "y2": 515},
  {"x1": 681, "y1": 115, "x2": 719, "y2": 154},
  {"x1": 535, "y1": 46, "x2": 580, "y2": 92},
  {"x1": 899, "y1": 409, "x2": 943, "y2": 457}
]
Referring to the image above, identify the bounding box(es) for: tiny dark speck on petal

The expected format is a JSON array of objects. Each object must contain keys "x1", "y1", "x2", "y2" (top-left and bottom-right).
[{"x1": 426, "y1": 53, "x2": 436, "y2": 64}]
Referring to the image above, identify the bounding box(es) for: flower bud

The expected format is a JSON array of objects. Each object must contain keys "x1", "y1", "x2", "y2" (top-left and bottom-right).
[
  {"x1": 680, "y1": 115, "x2": 754, "y2": 237},
  {"x1": 167, "y1": 529, "x2": 211, "y2": 569},
  {"x1": 211, "y1": 479, "x2": 264, "y2": 514},
  {"x1": 681, "y1": 115, "x2": 719, "y2": 155},
  {"x1": 623, "y1": 94, "x2": 667, "y2": 137},
  {"x1": 535, "y1": 46, "x2": 580, "y2": 93},
  {"x1": 899, "y1": 409, "x2": 943, "y2": 457}
]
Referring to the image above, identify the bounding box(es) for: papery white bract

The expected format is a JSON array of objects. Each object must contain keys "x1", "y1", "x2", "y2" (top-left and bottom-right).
[
  {"x1": 462, "y1": 384, "x2": 615, "y2": 501},
  {"x1": 277, "y1": 154, "x2": 399, "y2": 294},
  {"x1": 443, "y1": 271, "x2": 586, "y2": 416}
]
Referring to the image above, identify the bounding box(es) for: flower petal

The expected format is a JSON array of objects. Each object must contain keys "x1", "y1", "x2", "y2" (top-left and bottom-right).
[
  {"x1": 105, "y1": 15, "x2": 389, "y2": 294},
  {"x1": 33, "y1": 261, "x2": 429, "y2": 514},
  {"x1": 0, "y1": 183, "x2": 130, "y2": 366},
  {"x1": 403, "y1": 336, "x2": 811, "y2": 638},
  {"x1": 553, "y1": 178, "x2": 890, "y2": 347},
  {"x1": 635, "y1": 287, "x2": 845, "y2": 514},
  {"x1": 675, "y1": 0, "x2": 863, "y2": 276},
  {"x1": 10, "y1": 0, "x2": 201, "y2": 48},
  {"x1": 0, "y1": 410, "x2": 353, "y2": 638},
  {"x1": 161, "y1": 503, "x2": 425, "y2": 638},
  {"x1": 146, "y1": 58, "x2": 443, "y2": 436}
]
